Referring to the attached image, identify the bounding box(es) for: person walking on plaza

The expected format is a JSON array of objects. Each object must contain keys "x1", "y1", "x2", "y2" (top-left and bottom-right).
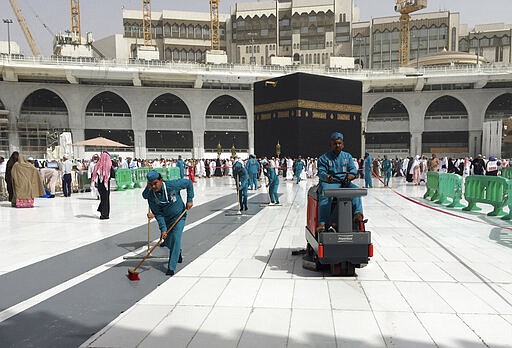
[
  {"x1": 317, "y1": 132, "x2": 364, "y2": 232},
  {"x1": 91, "y1": 152, "x2": 116, "y2": 220},
  {"x1": 262, "y1": 160, "x2": 279, "y2": 205},
  {"x1": 88, "y1": 154, "x2": 100, "y2": 199},
  {"x1": 176, "y1": 155, "x2": 185, "y2": 179},
  {"x1": 381, "y1": 155, "x2": 392, "y2": 187},
  {"x1": 11, "y1": 154, "x2": 44, "y2": 208},
  {"x1": 39, "y1": 163, "x2": 59, "y2": 198},
  {"x1": 0, "y1": 156, "x2": 6, "y2": 200},
  {"x1": 485, "y1": 156, "x2": 500, "y2": 176},
  {"x1": 363, "y1": 152, "x2": 373, "y2": 188},
  {"x1": 472, "y1": 154, "x2": 486, "y2": 175},
  {"x1": 428, "y1": 153, "x2": 440, "y2": 172},
  {"x1": 143, "y1": 169, "x2": 194, "y2": 276},
  {"x1": 411, "y1": 155, "x2": 421, "y2": 185},
  {"x1": 61, "y1": 154, "x2": 73, "y2": 197},
  {"x1": 5, "y1": 151, "x2": 19, "y2": 204},
  {"x1": 293, "y1": 156, "x2": 306, "y2": 184},
  {"x1": 245, "y1": 154, "x2": 260, "y2": 190},
  {"x1": 187, "y1": 160, "x2": 196, "y2": 183},
  {"x1": 233, "y1": 160, "x2": 249, "y2": 211}
]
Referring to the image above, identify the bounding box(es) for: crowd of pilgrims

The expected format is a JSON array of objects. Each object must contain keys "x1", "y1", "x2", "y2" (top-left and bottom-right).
[
  {"x1": 106, "y1": 156, "x2": 320, "y2": 180},
  {"x1": 2, "y1": 151, "x2": 510, "y2": 205},
  {"x1": 367, "y1": 153, "x2": 511, "y2": 186}
]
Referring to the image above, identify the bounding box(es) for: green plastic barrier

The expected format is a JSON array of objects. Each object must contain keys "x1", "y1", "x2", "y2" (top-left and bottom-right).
[
  {"x1": 463, "y1": 175, "x2": 510, "y2": 216},
  {"x1": 132, "y1": 168, "x2": 150, "y2": 188},
  {"x1": 115, "y1": 168, "x2": 134, "y2": 191},
  {"x1": 434, "y1": 173, "x2": 464, "y2": 208},
  {"x1": 155, "y1": 168, "x2": 168, "y2": 180},
  {"x1": 501, "y1": 167, "x2": 512, "y2": 180},
  {"x1": 168, "y1": 167, "x2": 180, "y2": 180},
  {"x1": 423, "y1": 171, "x2": 440, "y2": 200}
]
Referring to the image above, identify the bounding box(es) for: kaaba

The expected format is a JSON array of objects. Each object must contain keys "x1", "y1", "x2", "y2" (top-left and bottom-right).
[{"x1": 254, "y1": 72, "x2": 362, "y2": 159}]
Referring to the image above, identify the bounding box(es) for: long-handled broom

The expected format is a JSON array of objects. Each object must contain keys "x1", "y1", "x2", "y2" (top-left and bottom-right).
[
  {"x1": 225, "y1": 179, "x2": 243, "y2": 216},
  {"x1": 127, "y1": 208, "x2": 188, "y2": 281},
  {"x1": 123, "y1": 208, "x2": 167, "y2": 260}
]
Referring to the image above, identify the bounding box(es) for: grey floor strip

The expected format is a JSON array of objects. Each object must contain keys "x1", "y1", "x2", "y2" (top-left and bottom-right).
[{"x1": 0, "y1": 194, "x2": 266, "y2": 348}]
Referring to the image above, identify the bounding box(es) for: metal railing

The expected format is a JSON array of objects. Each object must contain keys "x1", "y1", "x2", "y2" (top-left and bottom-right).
[
  {"x1": 147, "y1": 148, "x2": 192, "y2": 152},
  {"x1": 147, "y1": 113, "x2": 190, "y2": 119},
  {"x1": 206, "y1": 114, "x2": 247, "y2": 120},
  {"x1": 85, "y1": 112, "x2": 131, "y2": 118},
  {"x1": 2, "y1": 54, "x2": 512, "y2": 80}
]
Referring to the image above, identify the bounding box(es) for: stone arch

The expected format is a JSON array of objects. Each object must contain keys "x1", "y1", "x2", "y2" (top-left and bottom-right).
[
  {"x1": 19, "y1": 88, "x2": 69, "y2": 129},
  {"x1": 423, "y1": 95, "x2": 469, "y2": 155},
  {"x1": 206, "y1": 95, "x2": 247, "y2": 117},
  {"x1": 368, "y1": 97, "x2": 410, "y2": 121},
  {"x1": 485, "y1": 93, "x2": 512, "y2": 158},
  {"x1": 365, "y1": 97, "x2": 411, "y2": 156},
  {"x1": 17, "y1": 88, "x2": 69, "y2": 155},
  {"x1": 85, "y1": 91, "x2": 131, "y2": 115},
  {"x1": 147, "y1": 93, "x2": 191, "y2": 116},
  {"x1": 425, "y1": 95, "x2": 468, "y2": 117},
  {"x1": 485, "y1": 93, "x2": 512, "y2": 119}
]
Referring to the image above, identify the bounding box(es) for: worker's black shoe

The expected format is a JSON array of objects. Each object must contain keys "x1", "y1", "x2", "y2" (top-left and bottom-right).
[
  {"x1": 166, "y1": 269, "x2": 175, "y2": 276},
  {"x1": 178, "y1": 252, "x2": 183, "y2": 263}
]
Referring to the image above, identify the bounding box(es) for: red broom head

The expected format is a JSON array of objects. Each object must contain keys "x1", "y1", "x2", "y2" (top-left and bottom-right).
[{"x1": 127, "y1": 269, "x2": 140, "y2": 281}]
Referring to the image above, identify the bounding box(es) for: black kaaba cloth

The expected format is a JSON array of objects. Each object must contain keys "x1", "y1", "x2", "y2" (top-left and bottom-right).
[{"x1": 254, "y1": 72, "x2": 362, "y2": 159}]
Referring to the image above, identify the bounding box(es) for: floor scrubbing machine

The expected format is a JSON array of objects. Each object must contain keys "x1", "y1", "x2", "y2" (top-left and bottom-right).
[{"x1": 303, "y1": 183, "x2": 373, "y2": 276}]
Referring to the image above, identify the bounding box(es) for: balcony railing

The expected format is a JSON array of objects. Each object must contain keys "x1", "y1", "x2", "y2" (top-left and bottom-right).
[
  {"x1": 2, "y1": 54, "x2": 512, "y2": 80},
  {"x1": 85, "y1": 112, "x2": 131, "y2": 118},
  {"x1": 147, "y1": 113, "x2": 190, "y2": 119},
  {"x1": 206, "y1": 115, "x2": 247, "y2": 120}
]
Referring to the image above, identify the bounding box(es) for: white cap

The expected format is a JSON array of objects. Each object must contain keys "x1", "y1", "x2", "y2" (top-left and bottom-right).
[
  {"x1": 27, "y1": 157, "x2": 34, "y2": 161},
  {"x1": 63, "y1": 154, "x2": 69, "y2": 158}
]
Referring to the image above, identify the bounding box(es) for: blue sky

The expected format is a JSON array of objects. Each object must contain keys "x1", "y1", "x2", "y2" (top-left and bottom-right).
[{"x1": 0, "y1": 0, "x2": 509, "y2": 56}]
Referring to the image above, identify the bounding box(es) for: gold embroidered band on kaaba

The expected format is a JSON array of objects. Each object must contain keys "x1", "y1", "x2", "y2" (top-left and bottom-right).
[{"x1": 254, "y1": 99, "x2": 362, "y2": 114}]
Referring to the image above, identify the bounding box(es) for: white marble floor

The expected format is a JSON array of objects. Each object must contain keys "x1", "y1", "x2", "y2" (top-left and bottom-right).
[{"x1": 2, "y1": 175, "x2": 512, "y2": 348}]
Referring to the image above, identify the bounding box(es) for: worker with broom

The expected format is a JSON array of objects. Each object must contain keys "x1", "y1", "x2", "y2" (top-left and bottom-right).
[{"x1": 143, "y1": 169, "x2": 194, "y2": 276}]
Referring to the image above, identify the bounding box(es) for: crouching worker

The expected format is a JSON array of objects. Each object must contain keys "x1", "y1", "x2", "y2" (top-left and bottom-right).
[
  {"x1": 143, "y1": 169, "x2": 194, "y2": 276},
  {"x1": 317, "y1": 132, "x2": 363, "y2": 232},
  {"x1": 262, "y1": 160, "x2": 279, "y2": 205}
]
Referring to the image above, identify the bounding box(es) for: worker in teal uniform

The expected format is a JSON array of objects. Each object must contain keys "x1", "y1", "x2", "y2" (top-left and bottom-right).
[
  {"x1": 176, "y1": 155, "x2": 185, "y2": 179},
  {"x1": 143, "y1": 170, "x2": 194, "y2": 276},
  {"x1": 293, "y1": 156, "x2": 306, "y2": 184},
  {"x1": 363, "y1": 152, "x2": 373, "y2": 188},
  {"x1": 262, "y1": 160, "x2": 279, "y2": 205},
  {"x1": 233, "y1": 161, "x2": 249, "y2": 210},
  {"x1": 317, "y1": 132, "x2": 363, "y2": 232},
  {"x1": 245, "y1": 154, "x2": 260, "y2": 190},
  {"x1": 381, "y1": 155, "x2": 392, "y2": 187}
]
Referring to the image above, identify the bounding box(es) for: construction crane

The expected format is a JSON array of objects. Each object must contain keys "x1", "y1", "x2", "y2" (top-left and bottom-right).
[
  {"x1": 394, "y1": 0, "x2": 427, "y2": 66},
  {"x1": 54, "y1": 0, "x2": 95, "y2": 57},
  {"x1": 142, "y1": 0, "x2": 152, "y2": 46},
  {"x1": 209, "y1": 0, "x2": 220, "y2": 50},
  {"x1": 8, "y1": 0, "x2": 41, "y2": 56},
  {"x1": 70, "y1": 0, "x2": 81, "y2": 44}
]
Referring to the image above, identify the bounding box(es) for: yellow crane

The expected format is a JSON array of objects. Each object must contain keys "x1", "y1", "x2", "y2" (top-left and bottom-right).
[
  {"x1": 8, "y1": 0, "x2": 41, "y2": 56},
  {"x1": 70, "y1": 0, "x2": 81, "y2": 44},
  {"x1": 209, "y1": 0, "x2": 220, "y2": 50},
  {"x1": 394, "y1": 0, "x2": 427, "y2": 66},
  {"x1": 142, "y1": 0, "x2": 152, "y2": 46}
]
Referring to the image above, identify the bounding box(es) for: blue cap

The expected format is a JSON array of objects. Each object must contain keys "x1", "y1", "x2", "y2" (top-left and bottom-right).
[
  {"x1": 330, "y1": 132, "x2": 344, "y2": 140},
  {"x1": 146, "y1": 170, "x2": 161, "y2": 181},
  {"x1": 261, "y1": 160, "x2": 269, "y2": 166},
  {"x1": 250, "y1": 154, "x2": 256, "y2": 158}
]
